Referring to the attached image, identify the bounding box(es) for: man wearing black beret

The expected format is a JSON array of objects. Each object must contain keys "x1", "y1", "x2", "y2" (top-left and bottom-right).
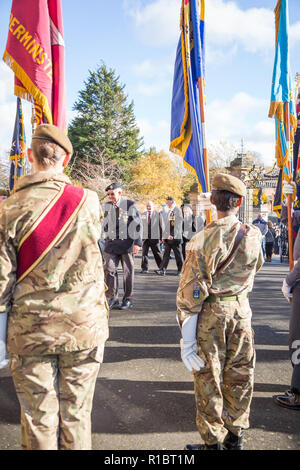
[{"x1": 103, "y1": 182, "x2": 142, "y2": 310}]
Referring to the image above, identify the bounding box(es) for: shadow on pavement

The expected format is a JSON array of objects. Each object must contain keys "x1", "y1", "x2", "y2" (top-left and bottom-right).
[
  {"x1": 0, "y1": 377, "x2": 20, "y2": 425},
  {"x1": 250, "y1": 395, "x2": 300, "y2": 445},
  {"x1": 103, "y1": 346, "x2": 179, "y2": 363},
  {"x1": 90, "y1": 377, "x2": 300, "y2": 440},
  {"x1": 108, "y1": 325, "x2": 180, "y2": 345},
  {"x1": 253, "y1": 324, "x2": 288, "y2": 347}
]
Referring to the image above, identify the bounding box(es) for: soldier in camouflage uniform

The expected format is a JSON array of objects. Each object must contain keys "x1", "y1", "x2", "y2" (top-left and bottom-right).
[
  {"x1": 0, "y1": 124, "x2": 108, "y2": 450},
  {"x1": 177, "y1": 173, "x2": 263, "y2": 450}
]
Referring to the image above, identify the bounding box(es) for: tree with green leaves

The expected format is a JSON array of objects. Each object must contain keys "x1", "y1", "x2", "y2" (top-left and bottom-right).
[{"x1": 68, "y1": 63, "x2": 144, "y2": 179}]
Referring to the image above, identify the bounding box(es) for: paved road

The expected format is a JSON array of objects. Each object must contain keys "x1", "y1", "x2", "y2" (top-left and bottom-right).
[{"x1": 0, "y1": 254, "x2": 299, "y2": 451}]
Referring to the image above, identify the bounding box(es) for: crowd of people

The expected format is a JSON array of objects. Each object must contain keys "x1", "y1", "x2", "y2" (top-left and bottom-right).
[
  {"x1": 99, "y1": 187, "x2": 205, "y2": 310},
  {"x1": 0, "y1": 123, "x2": 298, "y2": 452},
  {"x1": 252, "y1": 214, "x2": 281, "y2": 262}
]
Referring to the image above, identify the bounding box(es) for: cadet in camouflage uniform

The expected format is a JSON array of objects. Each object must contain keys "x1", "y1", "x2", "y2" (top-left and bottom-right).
[
  {"x1": 0, "y1": 124, "x2": 108, "y2": 450},
  {"x1": 177, "y1": 173, "x2": 263, "y2": 450}
]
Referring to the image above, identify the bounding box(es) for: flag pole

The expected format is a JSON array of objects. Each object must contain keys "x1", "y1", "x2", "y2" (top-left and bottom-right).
[
  {"x1": 198, "y1": 76, "x2": 211, "y2": 224},
  {"x1": 286, "y1": 193, "x2": 294, "y2": 270},
  {"x1": 12, "y1": 98, "x2": 19, "y2": 194},
  {"x1": 31, "y1": 104, "x2": 36, "y2": 134},
  {"x1": 12, "y1": 154, "x2": 18, "y2": 194},
  {"x1": 285, "y1": 102, "x2": 294, "y2": 271}
]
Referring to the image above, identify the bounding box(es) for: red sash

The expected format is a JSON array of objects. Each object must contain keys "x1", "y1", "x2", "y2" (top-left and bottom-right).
[{"x1": 17, "y1": 184, "x2": 87, "y2": 283}]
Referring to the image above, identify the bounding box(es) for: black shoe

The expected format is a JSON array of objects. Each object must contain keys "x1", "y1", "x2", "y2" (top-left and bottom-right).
[
  {"x1": 140, "y1": 269, "x2": 149, "y2": 274},
  {"x1": 184, "y1": 443, "x2": 223, "y2": 451},
  {"x1": 223, "y1": 431, "x2": 243, "y2": 450},
  {"x1": 155, "y1": 269, "x2": 166, "y2": 276},
  {"x1": 273, "y1": 393, "x2": 300, "y2": 410},
  {"x1": 108, "y1": 298, "x2": 119, "y2": 309},
  {"x1": 119, "y1": 299, "x2": 133, "y2": 310}
]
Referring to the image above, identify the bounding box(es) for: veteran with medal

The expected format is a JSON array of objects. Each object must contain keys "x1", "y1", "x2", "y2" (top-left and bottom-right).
[
  {"x1": 140, "y1": 201, "x2": 163, "y2": 273},
  {"x1": 103, "y1": 182, "x2": 142, "y2": 310},
  {"x1": 0, "y1": 124, "x2": 108, "y2": 450},
  {"x1": 156, "y1": 196, "x2": 184, "y2": 276}
]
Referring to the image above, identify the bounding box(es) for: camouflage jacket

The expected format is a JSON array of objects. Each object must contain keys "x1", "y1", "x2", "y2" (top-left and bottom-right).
[
  {"x1": 177, "y1": 214, "x2": 264, "y2": 324},
  {"x1": 0, "y1": 170, "x2": 109, "y2": 356}
]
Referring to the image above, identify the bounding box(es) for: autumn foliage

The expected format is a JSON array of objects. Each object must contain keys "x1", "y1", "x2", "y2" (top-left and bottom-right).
[{"x1": 130, "y1": 148, "x2": 188, "y2": 204}]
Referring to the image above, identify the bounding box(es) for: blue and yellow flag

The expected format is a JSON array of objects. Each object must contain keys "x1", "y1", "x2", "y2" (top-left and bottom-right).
[
  {"x1": 293, "y1": 79, "x2": 300, "y2": 209},
  {"x1": 170, "y1": 0, "x2": 207, "y2": 192},
  {"x1": 9, "y1": 97, "x2": 27, "y2": 193},
  {"x1": 269, "y1": 0, "x2": 297, "y2": 214}
]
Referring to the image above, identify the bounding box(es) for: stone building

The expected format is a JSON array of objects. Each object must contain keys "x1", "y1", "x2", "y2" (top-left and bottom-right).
[
  {"x1": 187, "y1": 140, "x2": 278, "y2": 224},
  {"x1": 226, "y1": 147, "x2": 255, "y2": 224}
]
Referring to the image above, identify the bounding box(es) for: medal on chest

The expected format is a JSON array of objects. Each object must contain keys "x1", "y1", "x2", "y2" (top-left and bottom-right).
[
  {"x1": 169, "y1": 211, "x2": 175, "y2": 227},
  {"x1": 119, "y1": 208, "x2": 128, "y2": 221}
]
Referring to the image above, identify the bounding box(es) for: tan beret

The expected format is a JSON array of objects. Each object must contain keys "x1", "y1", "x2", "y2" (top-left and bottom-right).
[
  {"x1": 32, "y1": 124, "x2": 73, "y2": 155},
  {"x1": 212, "y1": 173, "x2": 246, "y2": 197}
]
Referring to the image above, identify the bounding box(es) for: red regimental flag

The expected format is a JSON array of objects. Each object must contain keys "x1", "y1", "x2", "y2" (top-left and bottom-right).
[
  {"x1": 3, "y1": 0, "x2": 66, "y2": 130},
  {"x1": 48, "y1": 0, "x2": 66, "y2": 130}
]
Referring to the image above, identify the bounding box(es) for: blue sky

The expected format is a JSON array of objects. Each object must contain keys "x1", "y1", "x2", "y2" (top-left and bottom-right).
[{"x1": 1, "y1": 0, "x2": 300, "y2": 169}]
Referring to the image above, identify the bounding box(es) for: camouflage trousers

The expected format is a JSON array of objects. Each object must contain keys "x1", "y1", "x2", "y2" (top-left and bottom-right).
[
  {"x1": 9, "y1": 346, "x2": 104, "y2": 450},
  {"x1": 193, "y1": 299, "x2": 255, "y2": 445}
]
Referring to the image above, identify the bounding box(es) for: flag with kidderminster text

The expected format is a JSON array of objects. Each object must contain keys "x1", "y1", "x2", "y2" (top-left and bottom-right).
[{"x1": 3, "y1": 0, "x2": 66, "y2": 130}]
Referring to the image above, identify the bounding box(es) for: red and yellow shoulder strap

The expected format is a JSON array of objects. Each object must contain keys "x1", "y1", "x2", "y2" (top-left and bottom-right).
[{"x1": 17, "y1": 184, "x2": 87, "y2": 284}]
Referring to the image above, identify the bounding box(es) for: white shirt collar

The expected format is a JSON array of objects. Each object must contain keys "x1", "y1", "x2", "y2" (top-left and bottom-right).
[{"x1": 115, "y1": 197, "x2": 122, "y2": 207}]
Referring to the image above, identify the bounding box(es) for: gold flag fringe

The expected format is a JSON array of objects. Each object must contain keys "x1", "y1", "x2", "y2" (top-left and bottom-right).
[{"x1": 3, "y1": 50, "x2": 52, "y2": 125}]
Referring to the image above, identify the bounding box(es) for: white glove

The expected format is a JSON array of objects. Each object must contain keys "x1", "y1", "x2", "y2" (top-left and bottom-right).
[
  {"x1": 0, "y1": 313, "x2": 9, "y2": 369},
  {"x1": 179, "y1": 314, "x2": 205, "y2": 372},
  {"x1": 282, "y1": 182, "x2": 296, "y2": 195},
  {"x1": 282, "y1": 279, "x2": 292, "y2": 302}
]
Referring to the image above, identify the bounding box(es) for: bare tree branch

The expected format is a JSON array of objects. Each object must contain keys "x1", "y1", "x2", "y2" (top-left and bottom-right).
[{"x1": 70, "y1": 144, "x2": 126, "y2": 201}]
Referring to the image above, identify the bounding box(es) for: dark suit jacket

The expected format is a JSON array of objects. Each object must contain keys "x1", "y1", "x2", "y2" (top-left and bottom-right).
[
  {"x1": 141, "y1": 210, "x2": 162, "y2": 241},
  {"x1": 160, "y1": 205, "x2": 183, "y2": 241},
  {"x1": 103, "y1": 198, "x2": 142, "y2": 255}
]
